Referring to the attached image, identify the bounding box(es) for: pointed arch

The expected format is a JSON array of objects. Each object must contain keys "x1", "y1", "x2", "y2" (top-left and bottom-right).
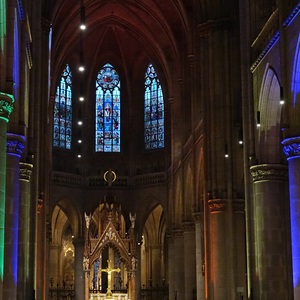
[
  {"x1": 257, "y1": 65, "x2": 282, "y2": 163},
  {"x1": 144, "y1": 63, "x2": 165, "y2": 150},
  {"x1": 95, "y1": 63, "x2": 121, "y2": 153},
  {"x1": 292, "y1": 34, "x2": 300, "y2": 107},
  {"x1": 53, "y1": 64, "x2": 72, "y2": 149}
]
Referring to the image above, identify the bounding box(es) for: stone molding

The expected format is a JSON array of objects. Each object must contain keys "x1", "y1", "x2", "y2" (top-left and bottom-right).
[
  {"x1": 6, "y1": 133, "x2": 26, "y2": 156},
  {"x1": 208, "y1": 199, "x2": 227, "y2": 212},
  {"x1": 0, "y1": 92, "x2": 14, "y2": 122},
  {"x1": 197, "y1": 18, "x2": 231, "y2": 36},
  {"x1": 282, "y1": 136, "x2": 300, "y2": 158},
  {"x1": 182, "y1": 221, "x2": 195, "y2": 232},
  {"x1": 193, "y1": 212, "x2": 202, "y2": 223},
  {"x1": 19, "y1": 162, "x2": 33, "y2": 182},
  {"x1": 208, "y1": 199, "x2": 245, "y2": 213},
  {"x1": 250, "y1": 164, "x2": 288, "y2": 182}
]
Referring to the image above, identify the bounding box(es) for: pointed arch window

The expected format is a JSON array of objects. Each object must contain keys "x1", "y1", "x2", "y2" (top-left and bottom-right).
[
  {"x1": 144, "y1": 63, "x2": 164, "y2": 149},
  {"x1": 95, "y1": 63, "x2": 121, "y2": 152},
  {"x1": 53, "y1": 64, "x2": 72, "y2": 149}
]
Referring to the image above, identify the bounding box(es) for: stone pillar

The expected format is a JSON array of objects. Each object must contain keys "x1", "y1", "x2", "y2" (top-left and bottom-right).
[
  {"x1": 3, "y1": 133, "x2": 25, "y2": 299},
  {"x1": 250, "y1": 164, "x2": 292, "y2": 299},
  {"x1": 128, "y1": 270, "x2": 136, "y2": 300},
  {"x1": 73, "y1": 238, "x2": 85, "y2": 300},
  {"x1": 167, "y1": 234, "x2": 175, "y2": 299},
  {"x1": 173, "y1": 229, "x2": 184, "y2": 299},
  {"x1": 150, "y1": 244, "x2": 161, "y2": 287},
  {"x1": 135, "y1": 244, "x2": 141, "y2": 300},
  {"x1": 183, "y1": 222, "x2": 196, "y2": 300},
  {"x1": 193, "y1": 213, "x2": 205, "y2": 300},
  {"x1": 208, "y1": 199, "x2": 228, "y2": 300},
  {"x1": 282, "y1": 137, "x2": 300, "y2": 299},
  {"x1": 0, "y1": 92, "x2": 14, "y2": 297},
  {"x1": 208, "y1": 198, "x2": 246, "y2": 300},
  {"x1": 18, "y1": 162, "x2": 33, "y2": 300}
]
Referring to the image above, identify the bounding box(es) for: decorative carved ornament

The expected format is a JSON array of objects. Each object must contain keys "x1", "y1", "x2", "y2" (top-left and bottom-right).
[
  {"x1": 250, "y1": 164, "x2": 288, "y2": 182},
  {"x1": 19, "y1": 162, "x2": 33, "y2": 182},
  {"x1": 208, "y1": 199, "x2": 245, "y2": 213},
  {"x1": 6, "y1": 134, "x2": 25, "y2": 156},
  {"x1": 0, "y1": 92, "x2": 14, "y2": 122},
  {"x1": 282, "y1": 136, "x2": 300, "y2": 158}
]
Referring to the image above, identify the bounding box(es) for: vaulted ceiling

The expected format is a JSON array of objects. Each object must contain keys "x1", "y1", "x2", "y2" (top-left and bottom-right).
[{"x1": 43, "y1": 0, "x2": 193, "y2": 86}]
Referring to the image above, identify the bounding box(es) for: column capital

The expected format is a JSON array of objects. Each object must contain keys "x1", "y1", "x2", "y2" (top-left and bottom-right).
[
  {"x1": 182, "y1": 221, "x2": 195, "y2": 232},
  {"x1": 282, "y1": 136, "x2": 300, "y2": 159},
  {"x1": 6, "y1": 133, "x2": 25, "y2": 157},
  {"x1": 208, "y1": 199, "x2": 245, "y2": 213},
  {"x1": 19, "y1": 162, "x2": 33, "y2": 182},
  {"x1": 250, "y1": 164, "x2": 288, "y2": 182},
  {"x1": 193, "y1": 211, "x2": 202, "y2": 223},
  {"x1": 0, "y1": 92, "x2": 14, "y2": 122}
]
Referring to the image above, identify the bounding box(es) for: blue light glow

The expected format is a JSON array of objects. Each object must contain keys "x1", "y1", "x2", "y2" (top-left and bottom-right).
[{"x1": 291, "y1": 34, "x2": 300, "y2": 107}]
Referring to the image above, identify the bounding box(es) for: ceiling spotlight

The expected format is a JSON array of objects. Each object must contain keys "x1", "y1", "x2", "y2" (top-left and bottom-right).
[
  {"x1": 256, "y1": 111, "x2": 261, "y2": 128},
  {"x1": 80, "y1": 6, "x2": 86, "y2": 30},
  {"x1": 280, "y1": 86, "x2": 285, "y2": 105}
]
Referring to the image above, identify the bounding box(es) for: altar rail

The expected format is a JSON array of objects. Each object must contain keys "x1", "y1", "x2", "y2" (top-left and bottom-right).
[{"x1": 52, "y1": 172, "x2": 166, "y2": 189}]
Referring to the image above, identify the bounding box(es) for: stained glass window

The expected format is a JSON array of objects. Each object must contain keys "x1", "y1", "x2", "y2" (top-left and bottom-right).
[
  {"x1": 144, "y1": 63, "x2": 164, "y2": 149},
  {"x1": 53, "y1": 64, "x2": 72, "y2": 149},
  {"x1": 95, "y1": 63, "x2": 121, "y2": 152}
]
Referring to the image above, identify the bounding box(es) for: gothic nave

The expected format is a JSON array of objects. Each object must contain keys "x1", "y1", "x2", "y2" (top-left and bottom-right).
[{"x1": 1, "y1": 0, "x2": 300, "y2": 299}]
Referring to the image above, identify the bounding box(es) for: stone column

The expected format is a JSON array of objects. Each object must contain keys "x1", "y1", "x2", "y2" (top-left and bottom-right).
[
  {"x1": 173, "y1": 229, "x2": 184, "y2": 299},
  {"x1": 183, "y1": 222, "x2": 196, "y2": 300},
  {"x1": 167, "y1": 233, "x2": 175, "y2": 299},
  {"x1": 250, "y1": 164, "x2": 292, "y2": 299},
  {"x1": 0, "y1": 92, "x2": 14, "y2": 296},
  {"x1": 150, "y1": 244, "x2": 161, "y2": 287},
  {"x1": 3, "y1": 133, "x2": 25, "y2": 299},
  {"x1": 73, "y1": 238, "x2": 85, "y2": 300},
  {"x1": 18, "y1": 162, "x2": 33, "y2": 300},
  {"x1": 128, "y1": 270, "x2": 136, "y2": 300},
  {"x1": 208, "y1": 199, "x2": 228, "y2": 300},
  {"x1": 135, "y1": 244, "x2": 141, "y2": 300},
  {"x1": 282, "y1": 137, "x2": 300, "y2": 299},
  {"x1": 208, "y1": 198, "x2": 246, "y2": 300},
  {"x1": 193, "y1": 213, "x2": 205, "y2": 300}
]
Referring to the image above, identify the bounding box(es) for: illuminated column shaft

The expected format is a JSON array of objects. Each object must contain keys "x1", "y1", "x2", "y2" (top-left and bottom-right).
[
  {"x1": 3, "y1": 133, "x2": 25, "y2": 299},
  {"x1": 208, "y1": 199, "x2": 228, "y2": 300},
  {"x1": 150, "y1": 244, "x2": 161, "y2": 287},
  {"x1": 183, "y1": 222, "x2": 196, "y2": 300},
  {"x1": 282, "y1": 137, "x2": 300, "y2": 300},
  {"x1": 193, "y1": 213, "x2": 205, "y2": 300},
  {"x1": 18, "y1": 162, "x2": 33, "y2": 299},
  {"x1": 208, "y1": 199, "x2": 246, "y2": 300},
  {"x1": 0, "y1": 93, "x2": 14, "y2": 297},
  {"x1": 173, "y1": 230, "x2": 184, "y2": 299},
  {"x1": 250, "y1": 164, "x2": 292, "y2": 299},
  {"x1": 73, "y1": 238, "x2": 84, "y2": 300},
  {"x1": 167, "y1": 235, "x2": 175, "y2": 298}
]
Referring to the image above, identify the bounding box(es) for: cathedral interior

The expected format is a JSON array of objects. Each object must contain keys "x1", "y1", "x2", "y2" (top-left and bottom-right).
[{"x1": 1, "y1": 0, "x2": 300, "y2": 299}]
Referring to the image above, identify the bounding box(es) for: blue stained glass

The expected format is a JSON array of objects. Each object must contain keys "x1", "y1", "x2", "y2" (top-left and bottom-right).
[
  {"x1": 53, "y1": 64, "x2": 72, "y2": 149},
  {"x1": 95, "y1": 63, "x2": 121, "y2": 152},
  {"x1": 144, "y1": 63, "x2": 164, "y2": 149}
]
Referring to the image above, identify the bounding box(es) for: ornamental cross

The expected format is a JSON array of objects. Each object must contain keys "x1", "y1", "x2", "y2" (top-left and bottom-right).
[{"x1": 100, "y1": 260, "x2": 121, "y2": 297}]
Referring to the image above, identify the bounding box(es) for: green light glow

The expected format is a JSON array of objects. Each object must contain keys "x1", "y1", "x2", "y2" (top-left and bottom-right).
[
  {"x1": 0, "y1": 91, "x2": 14, "y2": 280},
  {"x1": 0, "y1": 121, "x2": 7, "y2": 279},
  {"x1": 0, "y1": 0, "x2": 6, "y2": 51}
]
